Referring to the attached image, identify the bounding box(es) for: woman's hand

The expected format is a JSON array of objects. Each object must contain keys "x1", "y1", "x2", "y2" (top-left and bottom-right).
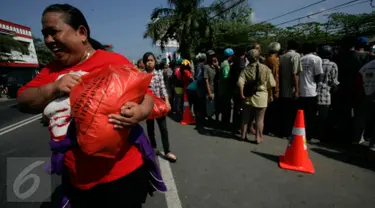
[
  {"x1": 53, "y1": 74, "x2": 82, "y2": 94},
  {"x1": 165, "y1": 98, "x2": 172, "y2": 112},
  {"x1": 108, "y1": 102, "x2": 146, "y2": 129},
  {"x1": 108, "y1": 95, "x2": 154, "y2": 129}
]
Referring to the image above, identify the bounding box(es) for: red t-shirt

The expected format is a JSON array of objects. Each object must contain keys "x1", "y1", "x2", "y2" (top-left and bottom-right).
[
  {"x1": 18, "y1": 50, "x2": 143, "y2": 190},
  {"x1": 182, "y1": 70, "x2": 193, "y2": 91}
]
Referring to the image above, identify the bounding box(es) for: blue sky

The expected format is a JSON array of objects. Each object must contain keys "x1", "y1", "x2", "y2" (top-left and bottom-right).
[{"x1": 0, "y1": 0, "x2": 372, "y2": 60}]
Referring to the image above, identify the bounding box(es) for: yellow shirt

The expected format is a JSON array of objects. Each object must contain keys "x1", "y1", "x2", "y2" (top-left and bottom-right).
[{"x1": 237, "y1": 63, "x2": 276, "y2": 108}]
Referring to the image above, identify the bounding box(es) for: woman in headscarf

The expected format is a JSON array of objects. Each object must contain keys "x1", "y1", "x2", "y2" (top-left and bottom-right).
[
  {"x1": 264, "y1": 42, "x2": 281, "y2": 136},
  {"x1": 17, "y1": 4, "x2": 153, "y2": 207},
  {"x1": 180, "y1": 59, "x2": 196, "y2": 113}
]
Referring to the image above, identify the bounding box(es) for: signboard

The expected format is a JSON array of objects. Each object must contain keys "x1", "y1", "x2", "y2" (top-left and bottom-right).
[{"x1": 0, "y1": 20, "x2": 32, "y2": 38}]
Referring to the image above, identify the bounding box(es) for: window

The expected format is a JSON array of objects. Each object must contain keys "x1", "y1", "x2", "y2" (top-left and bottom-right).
[
  {"x1": 17, "y1": 41, "x2": 30, "y2": 55},
  {"x1": 0, "y1": 33, "x2": 13, "y2": 53}
]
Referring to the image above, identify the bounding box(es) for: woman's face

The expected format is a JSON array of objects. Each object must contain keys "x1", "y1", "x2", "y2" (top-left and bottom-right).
[
  {"x1": 212, "y1": 57, "x2": 218, "y2": 65},
  {"x1": 145, "y1": 55, "x2": 155, "y2": 70},
  {"x1": 42, "y1": 12, "x2": 87, "y2": 66}
]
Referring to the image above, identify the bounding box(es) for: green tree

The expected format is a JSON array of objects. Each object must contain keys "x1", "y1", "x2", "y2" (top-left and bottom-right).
[
  {"x1": 144, "y1": 0, "x2": 241, "y2": 59},
  {"x1": 33, "y1": 37, "x2": 53, "y2": 65},
  {"x1": 328, "y1": 12, "x2": 375, "y2": 37},
  {"x1": 203, "y1": 0, "x2": 253, "y2": 53}
]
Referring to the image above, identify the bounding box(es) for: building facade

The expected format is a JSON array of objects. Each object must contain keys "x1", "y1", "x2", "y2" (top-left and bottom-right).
[
  {"x1": 0, "y1": 19, "x2": 40, "y2": 97},
  {"x1": 0, "y1": 19, "x2": 39, "y2": 67}
]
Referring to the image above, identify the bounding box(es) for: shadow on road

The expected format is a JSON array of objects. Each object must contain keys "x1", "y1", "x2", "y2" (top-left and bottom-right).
[
  {"x1": 251, "y1": 151, "x2": 279, "y2": 164},
  {"x1": 310, "y1": 147, "x2": 375, "y2": 172}
]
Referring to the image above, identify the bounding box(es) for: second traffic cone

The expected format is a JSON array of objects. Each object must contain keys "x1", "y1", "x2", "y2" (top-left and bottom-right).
[
  {"x1": 181, "y1": 92, "x2": 196, "y2": 125},
  {"x1": 279, "y1": 109, "x2": 315, "y2": 174}
]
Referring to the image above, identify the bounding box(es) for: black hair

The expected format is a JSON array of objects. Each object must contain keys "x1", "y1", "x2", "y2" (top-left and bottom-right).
[
  {"x1": 206, "y1": 54, "x2": 217, "y2": 65},
  {"x1": 43, "y1": 4, "x2": 104, "y2": 50},
  {"x1": 302, "y1": 42, "x2": 316, "y2": 54},
  {"x1": 340, "y1": 36, "x2": 356, "y2": 50},
  {"x1": 287, "y1": 40, "x2": 299, "y2": 50},
  {"x1": 317, "y1": 44, "x2": 333, "y2": 59},
  {"x1": 142, "y1": 52, "x2": 156, "y2": 66},
  {"x1": 251, "y1": 42, "x2": 260, "y2": 49}
]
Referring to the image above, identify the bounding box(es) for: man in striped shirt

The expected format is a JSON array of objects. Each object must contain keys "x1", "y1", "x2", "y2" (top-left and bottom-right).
[{"x1": 279, "y1": 40, "x2": 302, "y2": 138}]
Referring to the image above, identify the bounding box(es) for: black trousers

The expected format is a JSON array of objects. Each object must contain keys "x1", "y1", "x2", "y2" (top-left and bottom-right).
[
  {"x1": 64, "y1": 165, "x2": 148, "y2": 208},
  {"x1": 279, "y1": 97, "x2": 297, "y2": 138},
  {"x1": 146, "y1": 116, "x2": 170, "y2": 154},
  {"x1": 187, "y1": 90, "x2": 199, "y2": 118},
  {"x1": 316, "y1": 105, "x2": 330, "y2": 141},
  {"x1": 231, "y1": 94, "x2": 242, "y2": 132},
  {"x1": 196, "y1": 93, "x2": 206, "y2": 130},
  {"x1": 298, "y1": 96, "x2": 317, "y2": 141},
  {"x1": 264, "y1": 99, "x2": 281, "y2": 136},
  {"x1": 217, "y1": 94, "x2": 232, "y2": 126}
]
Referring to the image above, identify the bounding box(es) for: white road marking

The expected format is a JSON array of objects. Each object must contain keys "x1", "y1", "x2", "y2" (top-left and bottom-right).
[
  {"x1": 0, "y1": 114, "x2": 42, "y2": 133},
  {"x1": 158, "y1": 156, "x2": 183, "y2": 208},
  {"x1": 0, "y1": 114, "x2": 42, "y2": 136}
]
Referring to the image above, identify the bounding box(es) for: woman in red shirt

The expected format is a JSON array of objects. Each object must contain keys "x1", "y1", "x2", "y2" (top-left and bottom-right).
[
  {"x1": 17, "y1": 4, "x2": 153, "y2": 208},
  {"x1": 181, "y1": 60, "x2": 194, "y2": 104}
]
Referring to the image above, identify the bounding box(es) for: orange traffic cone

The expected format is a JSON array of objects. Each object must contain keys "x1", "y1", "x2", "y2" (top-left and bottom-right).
[
  {"x1": 279, "y1": 109, "x2": 315, "y2": 174},
  {"x1": 181, "y1": 92, "x2": 196, "y2": 125}
]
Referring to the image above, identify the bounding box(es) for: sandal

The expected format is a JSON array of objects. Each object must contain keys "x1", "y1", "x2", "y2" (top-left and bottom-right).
[
  {"x1": 256, "y1": 138, "x2": 264, "y2": 144},
  {"x1": 165, "y1": 152, "x2": 177, "y2": 163}
]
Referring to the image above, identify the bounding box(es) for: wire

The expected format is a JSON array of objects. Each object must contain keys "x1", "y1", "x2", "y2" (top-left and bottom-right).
[
  {"x1": 324, "y1": 0, "x2": 370, "y2": 14},
  {"x1": 210, "y1": 0, "x2": 247, "y2": 19},
  {"x1": 258, "y1": 0, "x2": 327, "y2": 24},
  {"x1": 275, "y1": 0, "x2": 363, "y2": 26}
]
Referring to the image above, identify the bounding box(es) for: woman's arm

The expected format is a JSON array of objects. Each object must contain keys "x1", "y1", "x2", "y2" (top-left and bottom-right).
[
  {"x1": 17, "y1": 74, "x2": 81, "y2": 112},
  {"x1": 159, "y1": 71, "x2": 171, "y2": 106},
  {"x1": 17, "y1": 83, "x2": 58, "y2": 111},
  {"x1": 139, "y1": 94, "x2": 154, "y2": 119}
]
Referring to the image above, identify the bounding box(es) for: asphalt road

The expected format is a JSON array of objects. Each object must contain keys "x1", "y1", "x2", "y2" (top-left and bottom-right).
[{"x1": 1, "y1": 100, "x2": 375, "y2": 208}]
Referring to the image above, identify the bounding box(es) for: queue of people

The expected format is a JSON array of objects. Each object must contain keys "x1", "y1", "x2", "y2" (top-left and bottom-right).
[{"x1": 160, "y1": 38, "x2": 374, "y2": 152}]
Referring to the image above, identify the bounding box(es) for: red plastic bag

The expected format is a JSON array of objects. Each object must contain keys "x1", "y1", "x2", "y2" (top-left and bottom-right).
[
  {"x1": 70, "y1": 64, "x2": 152, "y2": 158},
  {"x1": 147, "y1": 94, "x2": 170, "y2": 120}
]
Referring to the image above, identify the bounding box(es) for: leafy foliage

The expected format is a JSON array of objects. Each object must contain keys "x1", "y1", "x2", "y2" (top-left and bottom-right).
[
  {"x1": 144, "y1": 0, "x2": 243, "y2": 59},
  {"x1": 145, "y1": 0, "x2": 374, "y2": 58},
  {"x1": 33, "y1": 37, "x2": 53, "y2": 65}
]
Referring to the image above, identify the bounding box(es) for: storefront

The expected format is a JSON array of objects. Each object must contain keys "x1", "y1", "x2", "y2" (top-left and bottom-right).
[{"x1": 0, "y1": 19, "x2": 40, "y2": 97}]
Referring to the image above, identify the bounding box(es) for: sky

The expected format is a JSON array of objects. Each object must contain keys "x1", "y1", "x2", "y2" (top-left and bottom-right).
[{"x1": 0, "y1": 0, "x2": 372, "y2": 60}]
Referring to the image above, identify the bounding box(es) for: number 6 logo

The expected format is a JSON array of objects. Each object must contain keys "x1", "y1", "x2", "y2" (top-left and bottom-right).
[{"x1": 13, "y1": 161, "x2": 45, "y2": 200}]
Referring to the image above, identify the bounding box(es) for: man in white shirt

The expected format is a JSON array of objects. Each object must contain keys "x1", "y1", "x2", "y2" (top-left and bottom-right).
[
  {"x1": 358, "y1": 59, "x2": 375, "y2": 151},
  {"x1": 299, "y1": 43, "x2": 323, "y2": 142}
]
